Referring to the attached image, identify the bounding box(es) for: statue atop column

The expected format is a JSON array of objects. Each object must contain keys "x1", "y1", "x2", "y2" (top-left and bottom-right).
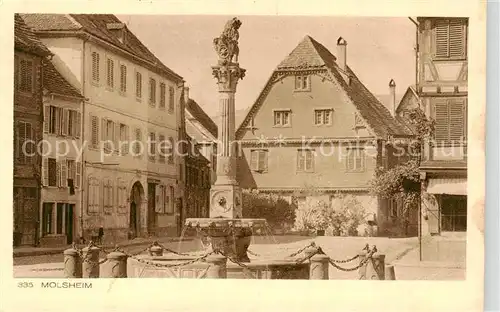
[{"x1": 213, "y1": 17, "x2": 242, "y2": 65}]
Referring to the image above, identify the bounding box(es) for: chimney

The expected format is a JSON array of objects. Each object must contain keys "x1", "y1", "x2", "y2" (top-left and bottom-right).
[
  {"x1": 389, "y1": 79, "x2": 396, "y2": 116},
  {"x1": 184, "y1": 86, "x2": 190, "y2": 103},
  {"x1": 337, "y1": 37, "x2": 347, "y2": 73}
]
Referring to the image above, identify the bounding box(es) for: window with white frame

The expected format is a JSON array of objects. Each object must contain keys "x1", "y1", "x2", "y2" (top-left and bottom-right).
[
  {"x1": 250, "y1": 149, "x2": 268, "y2": 172},
  {"x1": 42, "y1": 157, "x2": 81, "y2": 188},
  {"x1": 346, "y1": 148, "x2": 365, "y2": 172},
  {"x1": 273, "y1": 110, "x2": 291, "y2": 127},
  {"x1": 44, "y1": 106, "x2": 81, "y2": 137},
  {"x1": 314, "y1": 109, "x2": 332, "y2": 125},
  {"x1": 149, "y1": 78, "x2": 156, "y2": 106},
  {"x1": 102, "y1": 119, "x2": 115, "y2": 151},
  {"x1": 295, "y1": 75, "x2": 310, "y2": 91},
  {"x1": 297, "y1": 149, "x2": 314, "y2": 172},
  {"x1": 119, "y1": 64, "x2": 127, "y2": 93},
  {"x1": 91, "y1": 51, "x2": 100, "y2": 84},
  {"x1": 106, "y1": 58, "x2": 114, "y2": 89}
]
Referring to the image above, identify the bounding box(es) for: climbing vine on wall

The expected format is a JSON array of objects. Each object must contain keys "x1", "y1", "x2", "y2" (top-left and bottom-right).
[{"x1": 368, "y1": 108, "x2": 434, "y2": 235}]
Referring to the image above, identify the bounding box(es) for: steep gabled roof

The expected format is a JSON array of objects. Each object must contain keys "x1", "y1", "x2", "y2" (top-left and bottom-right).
[
  {"x1": 237, "y1": 35, "x2": 413, "y2": 139},
  {"x1": 14, "y1": 14, "x2": 52, "y2": 56},
  {"x1": 185, "y1": 99, "x2": 218, "y2": 139},
  {"x1": 20, "y1": 14, "x2": 183, "y2": 82},
  {"x1": 395, "y1": 85, "x2": 419, "y2": 114},
  {"x1": 43, "y1": 60, "x2": 84, "y2": 99}
]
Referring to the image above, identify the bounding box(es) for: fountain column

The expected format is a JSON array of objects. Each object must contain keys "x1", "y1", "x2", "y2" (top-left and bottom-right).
[{"x1": 210, "y1": 63, "x2": 246, "y2": 219}]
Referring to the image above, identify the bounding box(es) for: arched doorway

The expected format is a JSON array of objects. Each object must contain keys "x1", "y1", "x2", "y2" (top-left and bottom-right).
[{"x1": 129, "y1": 181, "x2": 144, "y2": 239}]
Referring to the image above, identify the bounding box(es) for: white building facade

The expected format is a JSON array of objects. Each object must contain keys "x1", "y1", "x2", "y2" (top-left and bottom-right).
[{"x1": 23, "y1": 14, "x2": 185, "y2": 244}]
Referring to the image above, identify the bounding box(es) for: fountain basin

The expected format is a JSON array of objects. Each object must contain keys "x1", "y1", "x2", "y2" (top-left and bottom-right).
[
  {"x1": 129, "y1": 254, "x2": 310, "y2": 279},
  {"x1": 184, "y1": 218, "x2": 267, "y2": 262}
]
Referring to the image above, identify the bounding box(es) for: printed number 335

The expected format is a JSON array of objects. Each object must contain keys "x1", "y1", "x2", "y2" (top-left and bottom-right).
[{"x1": 18, "y1": 282, "x2": 34, "y2": 288}]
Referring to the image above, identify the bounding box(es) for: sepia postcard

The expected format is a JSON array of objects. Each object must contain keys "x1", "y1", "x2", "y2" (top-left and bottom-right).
[{"x1": 0, "y1": 0, "x2": 486, "y2": 311}]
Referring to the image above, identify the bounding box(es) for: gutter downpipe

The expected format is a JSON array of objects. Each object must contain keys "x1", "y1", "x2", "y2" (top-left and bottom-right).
[
  {"x1": 79, "y1": 38, "x2": 87, "y2": 243},
  {"x1": 408, "y1": 16, "x2": 422, "y2": 262}
]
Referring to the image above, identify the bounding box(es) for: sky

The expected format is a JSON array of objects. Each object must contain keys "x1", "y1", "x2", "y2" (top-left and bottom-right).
[{"x1": 118, "y1": 15, "x2": 416, "y2": 117}]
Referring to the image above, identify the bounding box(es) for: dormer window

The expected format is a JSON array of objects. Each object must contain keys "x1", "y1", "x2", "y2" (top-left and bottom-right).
[
  {"x1": 107, "y1": 23, "x2": 126, "y2": 44},
  {"x1": 295, "y1": 75, "x2": 310, "y2": 91}
]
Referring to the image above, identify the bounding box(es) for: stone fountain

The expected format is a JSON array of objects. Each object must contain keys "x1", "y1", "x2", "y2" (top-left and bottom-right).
[
  {"x1": 129, "y1": 18, "x2": 310, "y2": 278},
  {"x1": 184, "y1": 16, "x2": 266, "y2": 263}
]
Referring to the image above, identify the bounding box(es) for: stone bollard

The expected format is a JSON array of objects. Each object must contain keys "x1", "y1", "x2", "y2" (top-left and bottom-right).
[
  {"x1": 310, "y1": 254, "x2": 329, "y2": 280},
  {"x1": 82, "y1": 243, "x2": 100, "y2": 278},
  {"x1": 385, "y1": 264, "x2": 396, "y2": 280},
  {"x1": 357, "y1": 246, "x2": 369, "y2": 280},
  {"x1": 63, "y1": 245, "x2": 82, "y2": 278},
  {"x1": 303, "y1": 245, "x2": 319, "y2": 262},
  {"x1": 149, "y1": 242, "x2": 163, "y2": 256},
  {"x1": 206, "y1": 254, "x2": 227, "y2": 279},
  {"x1": 359, "y1": 252, "x2": 386, "y2": 280},
  {"x1": 105, "y1": 251, "x2": 128, "y2": 278}
]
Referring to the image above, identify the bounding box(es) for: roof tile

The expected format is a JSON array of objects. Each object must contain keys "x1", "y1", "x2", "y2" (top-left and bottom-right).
[
  {"x1": 14, "y1": 14, "x2": 52, "y2": 56},
  {"x1": 42, "y1": 60, "x2": 84, "y2": 99}
]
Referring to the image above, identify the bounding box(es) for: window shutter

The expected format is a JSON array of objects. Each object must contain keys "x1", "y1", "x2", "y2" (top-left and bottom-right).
[
  {"x1": 91, "y1": 115, "x2": 99, "y2": 147},
  {"x1": 355, "y1": 150, "x2": 364, "y2": 170},
  {"x1": 115, "y1": 122, "x2": 120, "y2": 152},
  {"x1": 449, "y1": 99, "x2": 465, "y2": 142},
  {"x1": 75, "y1": 162, "x2": 81, "y2": 188},
  {"x1": 155, "y1": 185, "x2": 161, "y2": 213},
  {"x1": 120, "y1": 64, "x2": 127, "y2": 92},
  {"x1": 169, "y1": 86, "x2": 175, "y2": 112},
  {"x1": 92, "y1": 52, "x2": 100, "y2": 83},
  {"x1": 26, "y1": 122, "x2": 33, "y2": 163},
  {"x1": 101, "y1": 118, "x2": 107, "y2": 143},
  {"x1": 17, "y1": 122, "x2": 26, "y2": 163},
  {"x1": 109, "y1": 180, "x2": 114, "y2": 210},
  {"x1": 61, "y1": 109, "x2": 69, "y2": 136},
  {"x1": 257, "y1": 150, "x2": 267, "y2": 171},
  {"x1": 42, "y1": 158, "x2": 49, "y2": 186},
  {"x1": 305, "y1": 151, "x2": 313, "y2": 171},
  {"x1": 435, "y1": 20, "x2": 449, "y2": 58},
  {"x1": 434, "y1": 99, "x2": 449, "y2": 142},
  {"x1": 43, "y1": 106, "x2": 50, "y2": 133},
  {"x1": 250, "y1": 150, "x2": 258, "y2": 171},
  {"x1": 107, "y1": 58, "x2": 114, "y2": 88},
  {"x1": 297, "y1": 151, "x2": 305, "y2": 171},
  {"x1": 295, "y1": 76, "x2": 301, "y2": 89},
  {"x1": 60, "y1": 159, "x2": 67, "y2": 187},
  {"x1": 449, "y1": 20, "x2": 465, "y2": 58},
  {"x1": 75, "y1": 111, "x2": 81, "y2": 138},
  {"x1": 56, "y1": 161, "x2": 61, "y2": 187},
  {"x1": 347, "y1": 150, "x2": 354, "y2": 171},
  {"x1": 54, "y1": 107, "x2": 61, "y2": 135},
  {"x1": 134, "y1": 128, "x2": 141, "y2": 155}
]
